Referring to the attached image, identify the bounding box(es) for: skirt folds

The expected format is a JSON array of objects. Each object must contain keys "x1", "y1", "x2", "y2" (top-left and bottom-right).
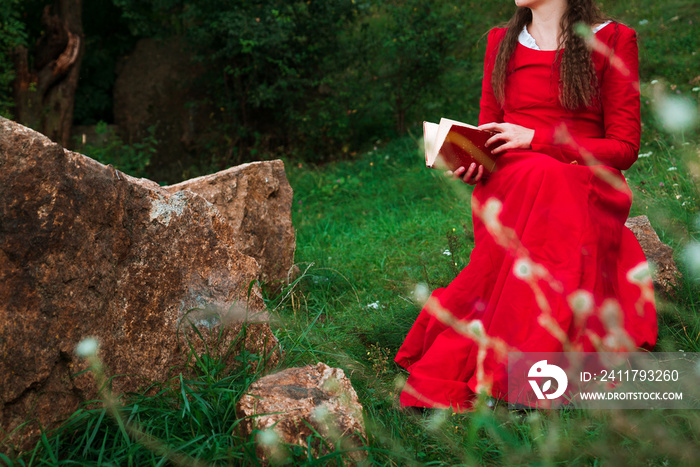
[{"x1": 394, "y1": 150, "x2": 658, "y2": 410}]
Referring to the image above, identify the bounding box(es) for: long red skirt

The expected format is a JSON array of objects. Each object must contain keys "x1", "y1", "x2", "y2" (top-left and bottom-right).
[{"x1": 394, "y1": 150, "x2": 658, "y2": 410}]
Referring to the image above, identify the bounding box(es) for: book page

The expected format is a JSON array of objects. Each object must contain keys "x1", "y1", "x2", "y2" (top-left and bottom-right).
[
  {"x1": 439, "y1": 117, "x2": 479, "y2": 131},
  {"x1": 423, "y1": 121, "x2": 439, "y2": 167}
]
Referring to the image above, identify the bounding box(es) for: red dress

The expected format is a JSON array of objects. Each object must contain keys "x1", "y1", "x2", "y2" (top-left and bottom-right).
[{"x1": 394, "y1": 23, "x2": 658, "y2": 410}]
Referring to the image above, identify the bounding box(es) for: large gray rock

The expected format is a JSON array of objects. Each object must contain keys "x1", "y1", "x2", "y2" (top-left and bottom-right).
[
  {"x1": 165, "y1": 160, "x2": 296, "y2": 287},
  {"x1": 0, "y1": 117, "x2": 279, "y2": 452}
]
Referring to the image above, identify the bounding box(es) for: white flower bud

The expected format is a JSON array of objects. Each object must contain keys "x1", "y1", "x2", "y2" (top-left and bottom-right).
[
  {"x1": 413, "y1": 282, "x2": 430, "y2": 304},
  {"x1": 312, "y1": 405, "x2": 329, "y2": 421},
  {"x1": 626, "y1": 262, "x2": 651, "y2": 284},
  {"x1": 427, "y1": 409, "x2": 448, "y2": 432},
  {"x1": 394, "y1": 375, "x2": 407, "y2": 392},
  {"x1": 600, "y1": 299, "x2": 622, "y2": 329},
  {"x1": 257, "y1": 429, "x2": 279, "y2": 446},
  {"x1": 467, "y1": 320, "x2": 485, "y2": 338},
  {"x1": 655, "y1": 95, "x2": 697, "y2": 133},
  {"x1": 682, "y1": 242, "x2": 700, "y2": 279},
  {"x1": 513, "y1": 257, "x2": 533, "y2": 280},
  {"x1": 482, "y1": 198, "x2": 502, "y2": 229},
  {"x1": 75, "y1": 337, "x2": 99, "y2": 357},
  {"x1": 568, "y1": 290, "x2": 594, "y2": 315}
]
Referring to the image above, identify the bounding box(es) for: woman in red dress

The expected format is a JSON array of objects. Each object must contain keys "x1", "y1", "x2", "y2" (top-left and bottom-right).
[{"x1": 394, "y1": 0, "x2": 658, "y2": 410}]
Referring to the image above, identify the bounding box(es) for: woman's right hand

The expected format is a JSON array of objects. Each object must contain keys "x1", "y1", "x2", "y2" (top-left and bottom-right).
[{"x1": 446, "y1": 163, "x2": 484, "y2": 185}]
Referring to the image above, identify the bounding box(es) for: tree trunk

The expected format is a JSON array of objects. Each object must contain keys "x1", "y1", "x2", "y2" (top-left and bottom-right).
[{"x1": 12, "y1": 0, "x2": 84, "y2": 147}]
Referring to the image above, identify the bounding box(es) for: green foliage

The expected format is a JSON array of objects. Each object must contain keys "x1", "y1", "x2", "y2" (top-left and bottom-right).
[
  {"x1": 289, "y1": 0, "x2": 491, "y2": 160},
  {"x1": 0, "y1": 0, "x2": 28, "y2": 118},
  {"x1": 12, "y1": 323, "x2": 275, "y2": 465},
  {"x1": 111, "y1": 0, "x2": 357, "y2": 166},
  {"x1": 196, "y1": 0, "x2": 356, "y2": 162},
  {"x1": 9, "y1": 315, "x2": 373, "y2": 465},
  {"x1": 354, "y1": 1, "x2": 471, "y2": 134},
  {"x1": 73, "y1": 0, "x2": 136, "y2": 125},
  {"x1": 79, "y1": 121, "x2": 157, "y2": 178},
  {"x1": 104, "y1": 0, "x2": 511, "y2": 166},
  {"x1": 612, "y1": 0, "x2": 700, "y2": 86},
  {"x1": 113, "y1": 0, "x2": 186, "y2": 37}
]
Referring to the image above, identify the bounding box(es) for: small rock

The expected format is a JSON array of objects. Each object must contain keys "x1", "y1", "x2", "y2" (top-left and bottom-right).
[
  {"x1": 625, "y1": 215, "x2": 681, "y2": 297},
  {"x1": 236, "y1": 362, "x2": 366, "y2": 463}
]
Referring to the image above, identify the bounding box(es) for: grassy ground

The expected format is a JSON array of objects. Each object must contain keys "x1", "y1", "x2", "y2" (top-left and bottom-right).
[
  {"x1": 5, "y1": 1, "x2": 700, "y2": 465},
  {"x1": 276, "y1": 126, "x2": 700, "y2": 466}
]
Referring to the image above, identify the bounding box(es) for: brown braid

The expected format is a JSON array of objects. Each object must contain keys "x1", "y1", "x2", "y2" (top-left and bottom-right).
[{"x1": 492, "y1": 0, "x2": 608, "y2": 110}]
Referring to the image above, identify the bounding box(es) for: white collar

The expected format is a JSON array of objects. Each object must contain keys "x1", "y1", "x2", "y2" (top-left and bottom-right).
[{"x1": 518, "y1": 20, "x2": 612, "y2": 50}]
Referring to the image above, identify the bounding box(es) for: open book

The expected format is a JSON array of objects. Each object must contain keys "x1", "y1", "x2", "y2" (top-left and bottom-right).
[{"x1": 423, "y1": 118, "x2": 502, "y2": 174}]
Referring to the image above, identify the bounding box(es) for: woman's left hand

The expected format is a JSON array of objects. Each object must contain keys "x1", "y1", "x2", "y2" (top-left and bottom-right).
[{"x1": 479, "y1": 122, "x2": 535, "y2": 155}]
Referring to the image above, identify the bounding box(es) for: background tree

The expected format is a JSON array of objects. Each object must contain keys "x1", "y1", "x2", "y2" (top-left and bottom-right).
[
  {"x1": 113, "y1": 0, "x2": 357, "y2": 166},
  {"x1": 2, "y1": 0, "x2": 512, "y2": 179},
  {"x1": 12, "y1": 0, "x2": 84, "y2": 146},
  {"x1": 73, "y1": 0, "x2": 135, "y2": 126},
  {"x1": 0, "y1": 0, "x2": 28, "y2": 118}
]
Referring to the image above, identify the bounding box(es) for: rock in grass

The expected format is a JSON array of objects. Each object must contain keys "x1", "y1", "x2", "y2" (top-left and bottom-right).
[
  {"x1": 625, "y1": 215, "x2": 681, "y2": 298},
  {"x1": 236, "y1": 362, "x2": 367, "y2": 462},
  {"x1": 165, "y1": 160, "x2": 296, "y2": 288},
  {"x1": 0, "y1": 117, "x2": 280, "y2": 452}
]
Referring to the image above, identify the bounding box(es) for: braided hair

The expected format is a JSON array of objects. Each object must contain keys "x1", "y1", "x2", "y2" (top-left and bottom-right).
[{"x1": 491, "y1": 0, "x2": 608, "y2": 110}]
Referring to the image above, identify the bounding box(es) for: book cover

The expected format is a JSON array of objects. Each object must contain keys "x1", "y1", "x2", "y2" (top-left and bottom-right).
[{"x1": 424, "y1": 118, "x2": 503, "y2": 175}]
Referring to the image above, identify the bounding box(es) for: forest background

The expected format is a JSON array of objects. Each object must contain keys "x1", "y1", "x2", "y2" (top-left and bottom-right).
[
  {"x1": 0, "y1": 0, "x2": 697, "y2": 182},
  {"x1": 1, "y1": 0, "x2": 510, "y2": 184},
  {"x1": 1, "y1": 0, "x2": 700, "y2": 465}
]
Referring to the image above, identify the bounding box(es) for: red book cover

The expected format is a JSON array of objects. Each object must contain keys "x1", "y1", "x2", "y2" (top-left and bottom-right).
[{"x1": 424, "y1": 118, "x2": 503, "y2": 175}]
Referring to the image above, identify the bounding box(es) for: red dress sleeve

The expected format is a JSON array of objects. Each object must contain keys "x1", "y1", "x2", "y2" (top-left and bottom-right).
[
  {"x1": 530, "y1": 24, "x2": 641, "y2": 170},
  {"x1": 479, "y1": 28, "x2": 506, "y2": 126}
]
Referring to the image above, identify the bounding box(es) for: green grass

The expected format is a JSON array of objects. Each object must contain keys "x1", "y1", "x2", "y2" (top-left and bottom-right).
[
  {"x1": 5, "y1": 1, "x2": 700, "y2": 465},
  {"x1": 4, "y1": 326, "x2": 268, "y2": 466},
  {"x1": 274, "y1": 130, "x2": 700, "y2": 465}
]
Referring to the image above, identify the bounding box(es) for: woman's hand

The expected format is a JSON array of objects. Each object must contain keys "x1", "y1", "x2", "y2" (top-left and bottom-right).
[
  {"x1": 446, "y1": 162, "x2": 484, "y2": 185},
  {"x1": 479, "y1": 122, "x2": 535, "y2": 155}
]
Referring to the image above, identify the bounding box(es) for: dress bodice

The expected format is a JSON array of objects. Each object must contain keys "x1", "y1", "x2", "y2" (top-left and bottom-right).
[
  {"x1": 479, "y1": 22, "x2": 641, "y2": 170},
  {"x1": 504, "y1": 41, "x2": 606, "y2": 140}
]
